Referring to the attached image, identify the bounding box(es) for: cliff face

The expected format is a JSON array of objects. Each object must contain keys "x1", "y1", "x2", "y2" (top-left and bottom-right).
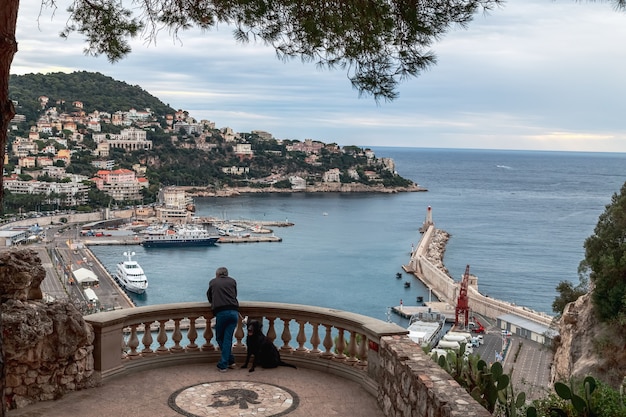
[
  {"x1": 0, "y1": 249, "x2": 97, "y2": 409},
  {"x1": 552, "y1": 292, "x2": 626, "y2": 388}
]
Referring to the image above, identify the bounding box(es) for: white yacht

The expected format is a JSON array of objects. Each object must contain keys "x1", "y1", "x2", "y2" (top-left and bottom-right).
[{"x1": 115, "y1": 251, "x2": 148, "y2": 294}]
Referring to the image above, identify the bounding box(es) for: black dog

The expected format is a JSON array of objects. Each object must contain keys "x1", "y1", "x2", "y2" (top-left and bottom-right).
[{"x1": 241, "y1": 319, "x2": 296, "y2": 372}]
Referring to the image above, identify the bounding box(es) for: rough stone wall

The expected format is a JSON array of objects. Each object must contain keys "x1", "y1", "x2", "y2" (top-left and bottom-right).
[
  {"x1": 0, "y1": 249, "x2": 98, "y2": 409},
  {"x1": 377, "y1": 335, "x2": 491, "y2": 417}
]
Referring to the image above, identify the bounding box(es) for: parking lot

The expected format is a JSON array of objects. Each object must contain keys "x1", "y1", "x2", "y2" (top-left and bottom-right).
[{"x1": 469, "y1": 317, "x2": 553, "y2": 400}]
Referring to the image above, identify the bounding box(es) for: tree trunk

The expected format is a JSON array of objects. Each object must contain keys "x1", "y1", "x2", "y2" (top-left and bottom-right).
[
  {"x1": 0, "y1": 1, "x2": 18, "y2": 412},
  {"x1": 1, "y1": 0, "x2": 18, "y2": 209}
]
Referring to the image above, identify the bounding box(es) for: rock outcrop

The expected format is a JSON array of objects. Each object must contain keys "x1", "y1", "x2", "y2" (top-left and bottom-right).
[
  {"x1": 425, "y1": 229, "x2": 451, "y2": 275},
  {"x1": 188, "y1": 182, "x2": 427, "y2": 197},
  {"x1": 0, "y1": 249, "x2": 97, "y2": 409},
  {"x1": 552, "y1": 292, "x2": 626, "y2": 389}
]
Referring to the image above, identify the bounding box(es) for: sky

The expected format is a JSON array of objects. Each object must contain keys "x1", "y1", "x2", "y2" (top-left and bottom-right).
[{"x1": 12, "y1": 0, "x2": 626, "y2": 152}]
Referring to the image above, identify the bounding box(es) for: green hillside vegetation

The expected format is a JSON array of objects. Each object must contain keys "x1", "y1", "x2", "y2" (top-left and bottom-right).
[
  {"x1": 5, "y1": 72, "x2": 415, "y2": 213},
  {"x1": 9, "y1": 71, "x2": 176, "y2": 124}
]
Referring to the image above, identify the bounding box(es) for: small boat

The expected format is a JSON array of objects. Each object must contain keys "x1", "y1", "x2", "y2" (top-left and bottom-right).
[
  {"x1": 407, "y1": 309, "x2": 446, "y2": 348},
  {"x1": 404, "y1": 281, "x2": 411, "y2": 288},
  {"x1": 396, "y1": 272, "x2": 402, "y2": 279},
  {"x1": 215, "y1": 223, "x2": 246, "y2": 236},
  {"x1": 116, "y1": 251, "x2": 148, "y2": 294}
]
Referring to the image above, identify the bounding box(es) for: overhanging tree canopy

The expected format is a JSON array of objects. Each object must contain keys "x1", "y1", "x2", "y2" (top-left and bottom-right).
[{"x1": 1, "y1": 0, "x2": 626, "y2": 210}]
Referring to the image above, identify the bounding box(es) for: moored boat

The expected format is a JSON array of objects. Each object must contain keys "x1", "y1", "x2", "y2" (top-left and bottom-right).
[
  {"x1": 116, "y1": 251, "x2": 148, "y2": 294},
  {"x1": 141, "y1": 224, "x2": 220, "y2": 248}
]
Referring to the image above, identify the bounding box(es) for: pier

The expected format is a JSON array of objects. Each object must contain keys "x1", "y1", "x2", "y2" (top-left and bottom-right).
[
  {"x1": 403, "y1": 207, "x2": 554, "y2": 337},
  {"x1": 217, "y1": 235, "x2": 282, "y2": 243},
  {"x1": 391, "y1": 302, "x2": 456, "y2": 322}
]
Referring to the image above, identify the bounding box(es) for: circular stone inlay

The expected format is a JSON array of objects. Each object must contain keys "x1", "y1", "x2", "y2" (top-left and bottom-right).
[{"x1": 168, "y1": 380, "x2": 299, "y2": 417}]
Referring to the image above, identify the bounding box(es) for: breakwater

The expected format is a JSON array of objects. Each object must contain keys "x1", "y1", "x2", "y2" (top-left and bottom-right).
[{"x1": 404, "y1": 222, "x2": 554, "y2": 329}]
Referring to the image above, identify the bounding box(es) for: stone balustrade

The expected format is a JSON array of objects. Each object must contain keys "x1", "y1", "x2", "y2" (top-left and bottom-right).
[
  {"x1": 85, "y1": 301, "x2": 407, "y2": 393},
  {"x1": 84, "y1": 300, "x2": 491, "y2": 416}
]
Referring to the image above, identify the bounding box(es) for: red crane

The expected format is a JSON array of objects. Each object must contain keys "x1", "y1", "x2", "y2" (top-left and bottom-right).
[{"x1": 455, "y1": 264, "x2": 471, "y2": 328}]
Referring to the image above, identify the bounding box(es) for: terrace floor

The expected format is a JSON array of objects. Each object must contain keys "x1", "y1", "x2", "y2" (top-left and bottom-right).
[{"x1": 6, "y1": 362, "x2": 385, "y2": 417}]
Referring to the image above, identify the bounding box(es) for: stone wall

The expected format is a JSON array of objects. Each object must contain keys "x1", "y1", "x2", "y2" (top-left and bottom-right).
[
  {"x1": 0, "y1": 249, "x2": 98, "y2": 409},
  {"x1": 377, "y1": 335, "x2": 491, "y2": 417}
]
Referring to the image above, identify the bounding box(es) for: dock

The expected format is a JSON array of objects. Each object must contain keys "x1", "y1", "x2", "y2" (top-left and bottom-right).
[
  {"x1": 77, "y1": 234, "x2": 283, "y2": 245},
  {"x1": 217, "y1": 235, "x2": 282, "y2": 243},
  {"x1": 392, "y1": 302, "x2": 456, "y2": 322}
]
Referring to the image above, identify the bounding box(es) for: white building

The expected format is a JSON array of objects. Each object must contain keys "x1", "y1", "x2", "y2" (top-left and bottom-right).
[
  {"x1": 3, "y1": 179, "x2": 90, "y2": 206},
  {"x1": 323, "y1": 168, "x2": 341, "y2": 183}
]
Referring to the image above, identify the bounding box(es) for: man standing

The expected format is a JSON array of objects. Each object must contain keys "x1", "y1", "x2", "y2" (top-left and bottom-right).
[{"x1": 207, "y1": 266, "x2": 239, "y2": 372}]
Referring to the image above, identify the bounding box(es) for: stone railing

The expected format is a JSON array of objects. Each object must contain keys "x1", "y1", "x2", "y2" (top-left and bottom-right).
[
  {"x1": 84, "y1": 300, "x2": 491, "y2": 416},
  {"x1": 85, "y1": 301, "x2": 407, "y2": 394}
]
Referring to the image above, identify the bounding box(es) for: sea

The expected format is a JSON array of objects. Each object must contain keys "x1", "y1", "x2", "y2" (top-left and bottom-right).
[{"x1": 90, "y1": 148, "x2": 626, "y2": 328}]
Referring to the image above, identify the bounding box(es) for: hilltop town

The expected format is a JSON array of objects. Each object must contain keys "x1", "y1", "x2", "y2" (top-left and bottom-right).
[{"x1": 5, "y1": 72, "x2": 423, "y2": 215}]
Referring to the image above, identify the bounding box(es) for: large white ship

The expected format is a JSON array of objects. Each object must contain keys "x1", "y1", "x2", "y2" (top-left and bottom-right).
[
  {"x1": 141, "y1": 224, "x2": 220, "y2": 248},
  {"x1": 115, "y1": 251, "x2": 148, "y2": 294}
]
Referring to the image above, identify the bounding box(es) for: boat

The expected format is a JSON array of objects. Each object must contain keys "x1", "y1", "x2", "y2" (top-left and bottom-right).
[
  {"x1": 215, "y1": 223, "x2": 246, "y2": 236},
  {"x1": 115, "y1": 251, "x2": 148, "y2": 294},
  {"x1": 141, "y1": 224, "x2": 220, "y2": 248},
  {"x1": 406, "y1": 308, "x2": 446, "y2": 349}
]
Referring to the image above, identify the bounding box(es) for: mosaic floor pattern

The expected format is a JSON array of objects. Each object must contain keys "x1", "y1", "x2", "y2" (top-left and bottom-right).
[{"x1": 169, "y1": 380, "x2": 299, "y2": 417}]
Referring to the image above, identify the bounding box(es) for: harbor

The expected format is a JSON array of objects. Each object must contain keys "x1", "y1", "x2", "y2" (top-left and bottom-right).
[
  {"x1": 26, "y1": 211, "x2": 291, "y2": 314},
  {"x1": 20, "y1": 199, "x2": 555, "y2": 401}
]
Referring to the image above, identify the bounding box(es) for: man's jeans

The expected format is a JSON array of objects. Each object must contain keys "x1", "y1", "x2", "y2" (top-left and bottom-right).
[{"x1": 214, "y1": 309, "x2": 238, "y2": 369}]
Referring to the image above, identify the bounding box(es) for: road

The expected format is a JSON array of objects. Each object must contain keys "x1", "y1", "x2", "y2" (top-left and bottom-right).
[{"x1": 14, "y1": 223, "x2": 135, "y2": 314}]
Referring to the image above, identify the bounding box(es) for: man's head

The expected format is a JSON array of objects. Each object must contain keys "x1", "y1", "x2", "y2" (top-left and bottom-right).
[{"x1": 215, "y1": 267, "x2": 229, "y2": 278}]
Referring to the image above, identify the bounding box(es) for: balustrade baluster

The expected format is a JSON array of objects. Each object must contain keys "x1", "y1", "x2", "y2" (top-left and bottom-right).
[
  {"x1": 310, "y1": 323, "x2": 321, "y2": 355},
  {"x1": 321, "y1": 324, "x2": 334, "y2": 359},
  {"x1": 266, "y1": 317, "x2": 276, "y2": 342},
  {"x1": 280, "y1": 318, "x2": 293, "y2": 352},
  {"x1": 141, "y1": 321, "x2": 154, "y2": 356},
  {"x1": 170, "y1": 319, "x2": 183, "y2": 353},
  {"x1": 346, "y1": 331, "x2": 358, "y2": 364},
  {"x1": 357, "y1": 333, "x2": 368, "y2": 369},
  {"x1": 126, "y1": 324, "x2": 140, "y2": 358},
  {"x1": 156, "y1": 320, "x2": 169, "y2": 354},
  {"x1": 334, "y1": 328, "x2": 346, "y2": 361},
  {"x1": 186, "y1": 316, "x2": 199, "y2": 351},
  {"x1": 295, "y1": 320, "x2": 308, "y2": 353},
  {"x1": 233, "y1": 315, "x2": 245, "y2": 353},
  {"x1": 121, "y1": 332, "x2": 128, "y2": 359},
  {"x1": 201, "y1": 315, "x2": 215, "y2": 351}
]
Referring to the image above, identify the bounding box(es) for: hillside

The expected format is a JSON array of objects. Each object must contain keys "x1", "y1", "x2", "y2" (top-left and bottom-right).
[{"x1": 9, "y1": 71, "x2": 176, "y2": 123}]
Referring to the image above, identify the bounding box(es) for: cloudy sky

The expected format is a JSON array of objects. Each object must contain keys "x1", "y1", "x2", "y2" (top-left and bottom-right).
[{"x1": 13, "y1": 0, "x2": 626, "y2": 152}]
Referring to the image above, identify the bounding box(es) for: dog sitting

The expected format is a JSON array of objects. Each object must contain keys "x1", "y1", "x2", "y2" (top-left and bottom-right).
[{"x1": 241, "y1": 319, "x2": 296, "y2": 372}]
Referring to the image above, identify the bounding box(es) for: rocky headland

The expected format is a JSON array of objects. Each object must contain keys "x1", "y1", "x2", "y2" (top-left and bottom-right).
[{"x1": 182, "y1": 182, "x2": 427, "y2": 197}]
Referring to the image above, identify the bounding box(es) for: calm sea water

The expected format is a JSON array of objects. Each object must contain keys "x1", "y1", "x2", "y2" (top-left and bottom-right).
[{"x1": 90, "y1": 148, "x2": 626, "y2": 326}]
